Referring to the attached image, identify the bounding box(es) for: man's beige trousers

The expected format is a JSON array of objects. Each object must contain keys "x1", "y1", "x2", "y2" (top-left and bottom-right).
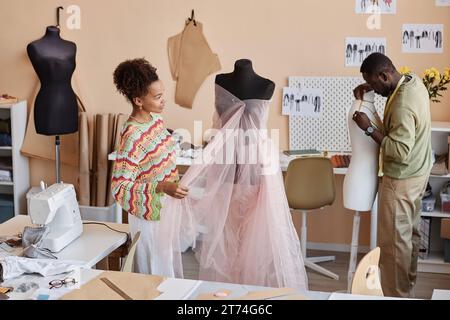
[{"x1": 378, "y1": 174, "x2": 429, "y2": 297}]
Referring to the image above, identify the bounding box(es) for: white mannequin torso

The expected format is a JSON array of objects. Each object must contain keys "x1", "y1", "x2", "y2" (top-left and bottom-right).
[{"x1": 343, "y1": 91, "x2": 382, "y2": 211}]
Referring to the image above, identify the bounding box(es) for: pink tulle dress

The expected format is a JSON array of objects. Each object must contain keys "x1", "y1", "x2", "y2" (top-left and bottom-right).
[{"x1": 156, "y1": 84, "x2": 308, "y2": 290}]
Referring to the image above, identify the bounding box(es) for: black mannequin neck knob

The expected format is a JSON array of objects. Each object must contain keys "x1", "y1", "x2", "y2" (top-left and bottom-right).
[
  {"x1": 233, "y1": 59, "x2": 257, "y2": 79},
  {"x1": 45, "y1": 26, "x2": 61, "y2": 37}
]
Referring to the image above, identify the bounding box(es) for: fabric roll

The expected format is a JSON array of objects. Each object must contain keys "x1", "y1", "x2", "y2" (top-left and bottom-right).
[
  {"x1": 0, "y1": 157, "x2": 12, "y2": 171},
  {"x1": 112, "y1": 114, "x2": 128, "y2": 152},
  {"x1": 106, "y1": 113, "x2": 128, "y2": 206},
  {"x1": 90, "y1": 115, "x2": 98, "y2": 206},
  {"x1": 0, "y1": 256, "x2": 87, "y2": 281},
  {"x1": 0, "y1": 133, "x2": 11, "y2": 146},
  {"x1": 0, "y1": 118, "x2": 10, "y2": 134},
  {"x1": 93, "y1": 114, "x2": 113, "y2": 207},
  {"x1": 78, "y1": 112, "x2": 90, "y2": 205}
]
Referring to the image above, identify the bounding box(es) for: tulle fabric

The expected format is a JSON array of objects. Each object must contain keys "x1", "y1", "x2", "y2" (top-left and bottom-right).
[{"x1": 156, "y1": 85, "x2": 308, "y2": 290}]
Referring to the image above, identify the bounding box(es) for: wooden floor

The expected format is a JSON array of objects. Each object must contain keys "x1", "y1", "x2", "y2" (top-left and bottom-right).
[{"x1": 181, "y1": 249, "x2": 450, "y2": 299}]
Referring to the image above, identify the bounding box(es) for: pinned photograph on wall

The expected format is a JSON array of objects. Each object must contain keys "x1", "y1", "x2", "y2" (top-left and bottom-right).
[
  {"x1": 436, "y1": 0, "x2": 450, "y2": 6},
  {"x1": 402, "y1": 24, "x2": 443, "y2": 53},
  {"x1": 295, "y1": 88, "x2": 324, "y2": 118},
  {"x1": 345, "y1": 37, "x2": 387, "y2": 67},
  {"x1": 355, "y1": 0, "x2": 396, "y2": 14}
]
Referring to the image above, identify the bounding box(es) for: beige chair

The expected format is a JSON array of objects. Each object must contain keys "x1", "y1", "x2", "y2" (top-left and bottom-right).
[
  {"x1": 285, "y1": 157, "x2": 339, "y2": 280},
  {"x1": 121, "y1": 231, "x2": 141, "y2": 272},
  {"x1": 350, "y1": 247, "x2": 383, "y2": 296}
]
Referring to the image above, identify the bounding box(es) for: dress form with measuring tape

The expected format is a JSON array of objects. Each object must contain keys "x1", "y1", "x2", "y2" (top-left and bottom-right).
[
  {"x1": 343, "y1": 91, "x2": 382, "y2": 211},
  {"x1": 343, "y1": 76, "x2": 406, "y2": 292}
]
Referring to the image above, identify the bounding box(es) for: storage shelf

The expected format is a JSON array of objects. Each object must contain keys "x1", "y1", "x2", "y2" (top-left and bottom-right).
[
  {"x1": 422, "y1": 125, "x2": 450, "y2": 274},
  {"x1": 421, "y1": 210, "x2": 450, "y2": 218},
  {"x1": 0, "y1": 100, "x2": 29, "y2": 216},
  {"x1": 419, "y1": 252, "x2": 445, "y2": 264},
  {"x1": 430, "y1": 174, "x2": 450, "y2": 179},
  {"x1": 431, "y1": 121, "x2": 450, "y2": 133},
  {"x1": 418, "y1": 252, "x2": 450, "y2": 274}
]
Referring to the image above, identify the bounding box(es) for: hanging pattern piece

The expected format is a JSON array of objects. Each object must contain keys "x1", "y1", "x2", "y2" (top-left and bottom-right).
[{"x1": 168, "y1": 10, "x2": 221, "y2": 108}]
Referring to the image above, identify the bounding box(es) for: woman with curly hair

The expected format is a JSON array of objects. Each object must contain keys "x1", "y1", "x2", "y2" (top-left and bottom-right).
[{"x1": 111, "y1": 58, "x2": 189, "y2": 275}]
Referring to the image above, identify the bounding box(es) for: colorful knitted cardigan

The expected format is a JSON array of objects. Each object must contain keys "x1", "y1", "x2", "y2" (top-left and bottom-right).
[{"x1": 111, "y1": 114, "x2": 179, "y2": 221}]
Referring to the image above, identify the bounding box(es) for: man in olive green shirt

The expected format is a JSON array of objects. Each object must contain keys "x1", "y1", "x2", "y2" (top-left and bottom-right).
[{"x1": 353, "y1": 53, "x2": 432, "y2": 297}]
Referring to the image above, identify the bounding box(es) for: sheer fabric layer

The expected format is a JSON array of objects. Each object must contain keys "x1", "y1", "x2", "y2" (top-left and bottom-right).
[{"x1": 156, "y1": 85, "x2": 308, "y2": 290}]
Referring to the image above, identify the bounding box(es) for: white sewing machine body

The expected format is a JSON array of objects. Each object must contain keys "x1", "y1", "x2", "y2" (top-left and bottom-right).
[{"x1": 28, "y1": 183, "x2": 83, "y2": 252}]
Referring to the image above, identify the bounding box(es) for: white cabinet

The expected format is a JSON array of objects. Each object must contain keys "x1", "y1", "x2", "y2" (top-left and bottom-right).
[
  {"x1": 0, "y1": 101, "x2": 30, "y2": 219},
  {"x1": 418, "y1": 121, "x2": 450, "y2": 274}
]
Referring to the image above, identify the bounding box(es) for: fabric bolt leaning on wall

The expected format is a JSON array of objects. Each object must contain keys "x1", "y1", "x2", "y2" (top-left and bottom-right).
[
  {"x1": 91, "y1": 114, "x2": 115, "y2": 207},
  {"x1": 78, "y1": 111, "x2": 90, "y2": 206},
  {"x1": 106, "y1": 113, "x2": 128, "y2": 206},
  {"x1": 88, "y1": 113, "x2": 127, "y2": 207}
]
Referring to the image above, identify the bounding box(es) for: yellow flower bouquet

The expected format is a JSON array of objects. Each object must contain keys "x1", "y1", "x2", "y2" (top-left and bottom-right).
[{"x1": 399, "y1": 66, "x2": 450, "y2": 103}]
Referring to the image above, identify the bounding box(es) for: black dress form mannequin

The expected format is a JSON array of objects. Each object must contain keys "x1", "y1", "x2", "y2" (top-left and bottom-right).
[
  {"x1": 215, "y1": 59, "x2": 275, "y2": 101},
  {"x1": 27, "y1": 26, "x2": 78, "y2": 135}
]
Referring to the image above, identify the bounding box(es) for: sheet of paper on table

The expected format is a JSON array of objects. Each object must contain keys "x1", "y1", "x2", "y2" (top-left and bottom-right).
[{"x1": 156, "y1": 278, "x2": 202, "y2": 300}]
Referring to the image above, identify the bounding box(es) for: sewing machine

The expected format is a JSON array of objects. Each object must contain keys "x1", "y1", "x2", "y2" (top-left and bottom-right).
[{"x1": 28, "y1": 183, "x2": 83, "y2": 252}]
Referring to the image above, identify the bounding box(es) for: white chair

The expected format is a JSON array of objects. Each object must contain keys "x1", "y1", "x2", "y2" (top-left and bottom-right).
[
  {"x1": 121, "y1": 231, "x2": 141, "y2": 272},
  {"x1": 350, "y1": 247, "x2": 383, "y2": 296}
]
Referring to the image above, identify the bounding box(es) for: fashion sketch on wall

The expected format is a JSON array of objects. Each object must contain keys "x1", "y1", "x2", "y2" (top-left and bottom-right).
[
  {"x1": 282, "y1": 87, "x2": 323, "y2": 118},
  {"x1": 282, "y1": 87, "x2": 299, "y2": 116},
  {"x1": 282, "y1": 83, "x2": 304, "y2": 116},
  {"x1": 436, "y1": 0, "x2": 450, "y2": 6},
  {"x1": 355, "y1": 0, "x2": 397, "y2": 14},
  {"x1": 345, "y1": 37, "x2": 387, "y2": 67},
  {"x1": 296, "y1": 88, "x2": 324, "y2": 118},
  {"x1": 402, "y1": 24, "x2": 443, "y2": 53}
]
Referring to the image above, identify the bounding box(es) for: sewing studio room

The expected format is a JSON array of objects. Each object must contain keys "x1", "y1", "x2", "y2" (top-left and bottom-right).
[{"x1": 0, "y1": 0, "x2": 450, "y2": 306}]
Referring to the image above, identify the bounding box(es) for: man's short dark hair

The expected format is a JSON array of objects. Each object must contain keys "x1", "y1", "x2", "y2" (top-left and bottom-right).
[{"x1": 360, "y1": 53, "x2": 396, "y2": 75}]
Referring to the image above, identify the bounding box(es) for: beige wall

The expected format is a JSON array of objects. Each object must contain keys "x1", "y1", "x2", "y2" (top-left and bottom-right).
[{"x1": 1, "y1": 0, "x2": 449, "y2": 246}]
